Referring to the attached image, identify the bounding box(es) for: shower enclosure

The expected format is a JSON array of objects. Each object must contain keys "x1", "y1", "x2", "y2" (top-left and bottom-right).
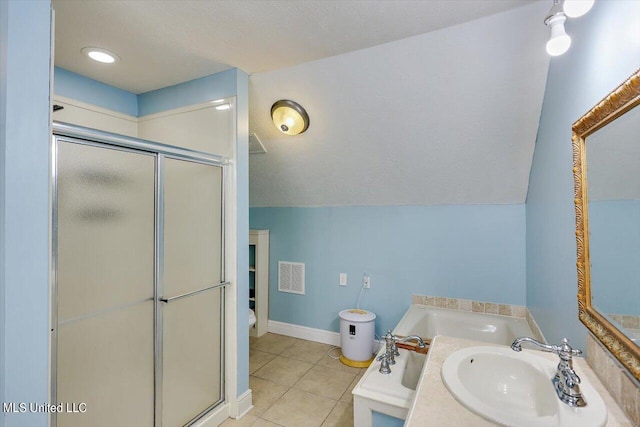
[{"x1": 51, "y1": 123, "x2": 228, "y2": 427}]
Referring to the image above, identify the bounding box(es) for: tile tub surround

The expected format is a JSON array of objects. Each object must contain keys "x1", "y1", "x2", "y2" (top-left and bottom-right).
[
  {"x1": 608, "y1": 314, "x2": 640, "y2": 342},
  {"x1": 411, "y1": 294, "x2": 546, "y2": 343},
  {"x1": 223, "y1": 333, "x2": 363, "y2": 427},
  {"x1": 411, "y1": 294, "x2": 527, "y2": 317},
  {"x1": 586, "y1": 334, "x2": 640, "y2": 426},
  {"x1": 404, "y1": 335, "x2": 633, "y2": 427}
]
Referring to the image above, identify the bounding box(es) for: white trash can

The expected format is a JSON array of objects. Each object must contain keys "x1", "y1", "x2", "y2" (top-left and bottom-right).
[{"x1": 339, "y1": 309, "x2": 376, "y2": 367}]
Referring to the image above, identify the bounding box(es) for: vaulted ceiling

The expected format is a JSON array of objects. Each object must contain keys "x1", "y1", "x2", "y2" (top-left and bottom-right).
[
  {"x1": 52, "y1": 0, "x2": 551, "y2": 208},
  {"x1": 53, "y1": 0, "x2": 537, "y2": 93},
  {"x1": 248, "y1": 1, "x2": 551, "y2": 207}
]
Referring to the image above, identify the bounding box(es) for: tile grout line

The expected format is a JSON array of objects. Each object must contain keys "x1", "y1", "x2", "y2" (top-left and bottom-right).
[{"x1": 248, "y1": 333, "x2": 360, "y2": 427}]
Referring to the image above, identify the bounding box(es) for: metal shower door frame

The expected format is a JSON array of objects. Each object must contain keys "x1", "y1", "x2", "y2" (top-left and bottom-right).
[{"x1": 50, "y1": 122, "x2": 229, "y2": 427}]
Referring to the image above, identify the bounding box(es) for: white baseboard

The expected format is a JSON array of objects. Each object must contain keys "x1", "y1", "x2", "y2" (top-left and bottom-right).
[
  {"x1": 266, "y1": 320, "x2": 384, "y2": 353},
  {"x1": 196, "y1": 390, "x2": 252, "y2": 426},
  {"x1": 233, "y1": 389, "x2": 253, "y2": 419},
  {"x1": 267, "y1": 320, "x2": 341, "y2": 346}
]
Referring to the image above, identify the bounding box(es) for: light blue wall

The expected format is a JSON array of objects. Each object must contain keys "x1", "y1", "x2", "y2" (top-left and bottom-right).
[
  {"x1": 0, "y1": 1, "x2": 52, "y2": 426},
  {"x1": 526, "y1": 0, "x2": 640, "y2": 351},
  {"x1": 54, "y1": 67, "x2": 138, "y2": 116},
  {"x1": 54, "y1": 66, "x2": 239, "y2": 120},
  {"x1": 137, "y1": 68, "x2": 237, "y2": 116},
  {"x1": 589, "y1": 200, "x2": 640, "y2": 315},
  {"x1": 372, "y1": 411, "x2": 404, "y2": 427},
  {"x1": 250, "y1": 205, "x2": 526, "y2": 335},
  {"x1": 0, "y1": 0, "x2": 7, "y2": 417}
]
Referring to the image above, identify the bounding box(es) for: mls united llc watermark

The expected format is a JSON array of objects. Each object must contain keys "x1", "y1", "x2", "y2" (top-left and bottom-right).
[{"x1": 3, "y1": 402, "x2": 87, "y2": 414}]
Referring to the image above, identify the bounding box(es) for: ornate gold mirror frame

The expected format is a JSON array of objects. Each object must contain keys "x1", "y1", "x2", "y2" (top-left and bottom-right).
[{"x1": 572, "y1": 69, "x2": 640, "y2": 382}]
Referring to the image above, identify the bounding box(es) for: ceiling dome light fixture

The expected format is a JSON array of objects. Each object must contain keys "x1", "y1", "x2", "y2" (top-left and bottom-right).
[
  {"x1": 81, "y1": 47, "x2": 120, "y2": 64},
  {"x1": 544, "y1": 0, "x2": 571, "y2": 56},
  {"x1": 271, "y1": 100, "x2": 309, "y2": 136},
  {"x1": 563, "y1": 0, "x2": 594, "y2": 18}
]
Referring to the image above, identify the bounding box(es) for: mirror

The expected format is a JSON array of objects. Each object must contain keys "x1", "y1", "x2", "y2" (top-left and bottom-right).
[
  {"x1": 587, "y1": 106, "x2": 640, "y2": 344},
  {"x1": 572, "y1": 69, "x2": 640, "y2": 382}
]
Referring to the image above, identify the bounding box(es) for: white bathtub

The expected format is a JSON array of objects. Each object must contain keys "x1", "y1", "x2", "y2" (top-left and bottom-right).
[{"x1": 352, "y1": 304, "x2": 535, "y2": 427}]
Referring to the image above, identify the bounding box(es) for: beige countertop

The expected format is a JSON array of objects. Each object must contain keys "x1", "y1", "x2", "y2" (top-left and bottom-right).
[{"x1": 404, "y1": 335, "x2": 633, "y2": 427}]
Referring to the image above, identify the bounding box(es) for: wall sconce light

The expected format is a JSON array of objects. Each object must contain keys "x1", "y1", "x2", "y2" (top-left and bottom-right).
[
  {"x1": 545, "y1": 0, "x2": 571, "y2": 56},
  {"x1": 271, "y1": 100, "x2": 310, "y2": 136}
]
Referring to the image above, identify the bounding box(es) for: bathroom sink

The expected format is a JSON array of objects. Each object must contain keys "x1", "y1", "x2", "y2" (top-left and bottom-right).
[{"x1": 441, "y1": 346, "x2": 607, "y2": 427}]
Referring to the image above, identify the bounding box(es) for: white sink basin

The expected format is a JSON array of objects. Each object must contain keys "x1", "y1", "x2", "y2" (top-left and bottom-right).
[{"x1": 441, "y1": 346, "x2": 607, "y2": 427}]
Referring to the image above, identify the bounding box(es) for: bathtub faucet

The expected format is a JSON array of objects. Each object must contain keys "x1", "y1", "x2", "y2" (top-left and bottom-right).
[
  {"x1": 377, "y1": 331, "x2": 427, "y2": 374},
  {"x1": 511, "y1": 337, "x2": 586, "y2": 407},
  {"x1": 397, "y1": 335, "x2": 427, "y2": 349}
]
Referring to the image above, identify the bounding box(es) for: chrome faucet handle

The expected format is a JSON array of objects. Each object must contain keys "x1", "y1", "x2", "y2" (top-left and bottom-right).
[
  {"x1": 391, "y1": 339, "x2": 400, "y2": 356},
  {"x1": 557, "y1": 338, "x2": 582, "y2": 359},
  {"x1": 376, "y1": 352, "x2": 391, "y2": 374},
  {"x1": 384, "y1": 330, "x2": 398, "y2": 363},
  {"x1": 564, "y1": 368, "x2": 581, "y2": 387}
]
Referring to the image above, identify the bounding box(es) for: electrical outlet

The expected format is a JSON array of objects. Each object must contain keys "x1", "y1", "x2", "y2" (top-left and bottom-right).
[
  {"x1": 363, "y1": 274, "x2": 370, "y2": 288},
  {"x1": 339, "y1": 273, "x2": 347, "y2": 287}
]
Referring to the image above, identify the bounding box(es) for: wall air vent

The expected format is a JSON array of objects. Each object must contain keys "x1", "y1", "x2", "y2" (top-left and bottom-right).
[
  {"x1": 278, "y1": 261, "x2": 305, "y2": 295},
  {"x1": 249, "y1": 133, "x2": 267, "y2": 154}
]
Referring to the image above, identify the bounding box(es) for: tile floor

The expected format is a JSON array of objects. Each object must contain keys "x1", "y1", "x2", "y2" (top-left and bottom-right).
[{"x1": 221, "y1": 333, "x2": 364, "y2": 427}]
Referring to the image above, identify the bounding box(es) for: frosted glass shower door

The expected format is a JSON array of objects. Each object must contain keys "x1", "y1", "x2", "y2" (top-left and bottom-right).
[
  {"x1": 55, "y1": 140, "x2": 155, "y2": 427},
  {"x1": 161, "y1": 157, "x2": 224, "y2": 426}
]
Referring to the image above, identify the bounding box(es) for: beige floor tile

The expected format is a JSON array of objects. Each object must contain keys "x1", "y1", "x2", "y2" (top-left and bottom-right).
[
  {"x1": 321, "y1": 402, "x2": 353, "y2": 427},
  {"x1": 251, "y1": 333, "x2": 300, "y2": 355},
  {"x1": 252, "y1": 419, "x2": 283, "y2": 427},
  {"x1": 220, "y1": 414, "x2": 258, "y2": 427},
  {"x1": 261, "y1": 389, "x2": 337, "y2": 427},
  {"x1": 250, "y1": 349, "x2": 277, "y2": 374},
  {"x1": 315, "y1": 351, "x2": 366, "y2": 375},
  {"x1": 280, "y1": 340, "x2": 334, "y2": 364},
  {"x1": 249, "y1": 376, "x2": 288, "y2": 416},
  {"x1": 293, "y1": 365, "x2": 356, "y2": 400},
  {"x1": 339, "y1": 374, "x2": 362, "y2": 404},
  {"x1": 253, "y1": 356, "x2": 313, "y2": 387}
]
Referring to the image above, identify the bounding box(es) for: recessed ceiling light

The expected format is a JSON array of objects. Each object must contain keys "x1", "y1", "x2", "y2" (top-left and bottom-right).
[{"x1": 81, "y1": 47, "x2": 119, "y2": 64}]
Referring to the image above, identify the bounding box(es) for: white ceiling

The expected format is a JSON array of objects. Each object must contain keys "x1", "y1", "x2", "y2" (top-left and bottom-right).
[
  {"x1": 52, "y1": 0, "x2": 552, "y2": 208},
  {"x1": 249, "y1": 1, "x2": 551, "y2": 207},
  {"x1": 52, "y1": 0, "x2": 537, "y2": 94}
]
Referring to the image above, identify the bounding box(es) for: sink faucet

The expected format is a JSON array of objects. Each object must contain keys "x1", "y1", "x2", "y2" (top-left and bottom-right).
[
  {"x1": 377, "y1": 330, "x2": 427, "y2": 374},
  {"x1": 511, "y1": 337, "x2": 586, "y2": 407}
]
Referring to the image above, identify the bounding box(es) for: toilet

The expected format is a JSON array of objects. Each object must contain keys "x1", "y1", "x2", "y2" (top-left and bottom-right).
[{"x1": 249, "y1": 308, "x2": 256, "y2": 328}]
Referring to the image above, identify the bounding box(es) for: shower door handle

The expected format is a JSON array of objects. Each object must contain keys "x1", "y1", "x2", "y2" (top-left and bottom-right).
[{"x1": 159, "y1": 281, "x2": 230, "y2": 303}]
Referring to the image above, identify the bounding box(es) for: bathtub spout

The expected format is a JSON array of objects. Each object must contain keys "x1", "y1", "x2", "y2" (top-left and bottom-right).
[{"x1": 397, "y1": 335, "x2": 426, "y2": 349}]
